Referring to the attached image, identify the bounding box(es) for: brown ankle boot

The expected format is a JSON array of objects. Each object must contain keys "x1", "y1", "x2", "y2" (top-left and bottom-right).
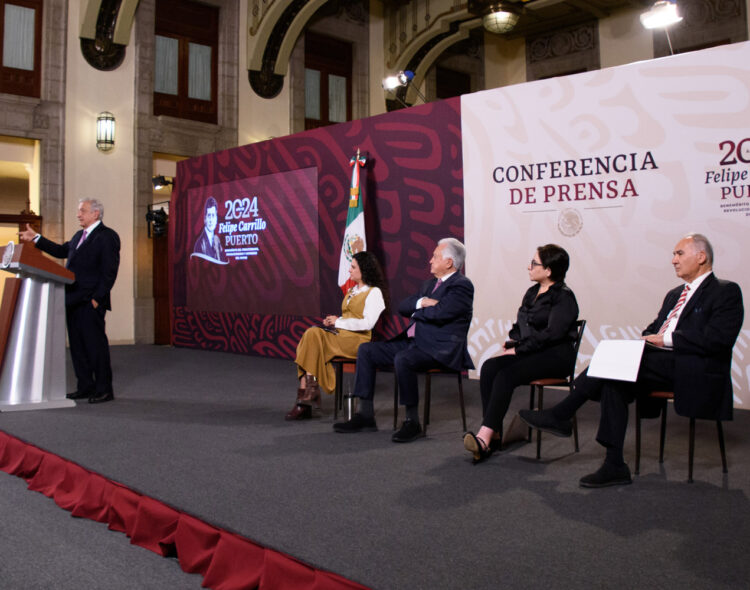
[
  {"x1": 301, "y1": 375, "x2": 321, "y2": 408},
  {"x1": 284, "y1": 386, "x2": 311, "y2": 420},
  {"x1": 285, "y1": 402, "x2": 312, "y2": 420}
]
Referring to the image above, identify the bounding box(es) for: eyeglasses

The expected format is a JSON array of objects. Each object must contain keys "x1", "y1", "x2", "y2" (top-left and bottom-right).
[{"x1": 530, "y1": 260, "x2": 543, "y2": 268}]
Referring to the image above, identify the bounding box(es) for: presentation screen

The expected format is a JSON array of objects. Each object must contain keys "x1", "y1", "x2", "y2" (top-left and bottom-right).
[{"x1": 186, "y1": 167, "x2": 321, "y2": 316}]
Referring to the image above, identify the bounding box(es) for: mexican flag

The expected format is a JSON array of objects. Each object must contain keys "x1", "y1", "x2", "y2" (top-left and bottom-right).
[{"x1": 338, "y1": 149, "x2": 367, "y2": 294}]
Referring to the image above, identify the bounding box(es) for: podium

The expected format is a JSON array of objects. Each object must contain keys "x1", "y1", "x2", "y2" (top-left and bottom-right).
[{"x1": 0, "y1": 242, "x2": 76, "y2": 411}]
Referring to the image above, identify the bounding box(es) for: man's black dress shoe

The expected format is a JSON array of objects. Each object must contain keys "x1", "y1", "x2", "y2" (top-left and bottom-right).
[
  {"x1": 66, "y1": 391, "x2": 90, "y2": 400},
  {"x1": 579, "y1": 462, "x2": 632, "y2": 488},
  {"x1": 333, "y1": 413, "x2": 377, "y2": 433},
  {"x1": 518, "y1": 409, "x2": 573, "y2": 438},
  {"x1": 88, "y1": 392, "x2": 114, "y2": 404},
  {"x1": 392, "y1": 419, "x2": 423, "y2": 443}
]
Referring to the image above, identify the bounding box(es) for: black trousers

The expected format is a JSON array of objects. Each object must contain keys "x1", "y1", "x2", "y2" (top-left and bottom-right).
[
  {"x1": 66, "y1": 302, "x2": 113, "y2": 395},
  {"x1": 556, "y1": 347, "x2": 674, "y2": 451},
  {"x1": 479, "y1": 342, "x2": 575, "y2": 432},
  {"x1": 353, "y1": 339, "x2": 446, "y2": 407}
]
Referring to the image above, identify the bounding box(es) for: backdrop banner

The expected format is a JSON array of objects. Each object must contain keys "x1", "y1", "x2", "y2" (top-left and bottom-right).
[
  {"x1": 170, "y1": 99, "x2": 464, "y2": 358},
  {"x1": 462, "y1": 41, "x2": 750, "y2": 407}
]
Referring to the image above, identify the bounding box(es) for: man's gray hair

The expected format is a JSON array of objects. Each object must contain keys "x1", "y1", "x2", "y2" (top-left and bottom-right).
[
  {"x1": 81, "y1": 198, "x2": 104, "y2": 220},
  {"x1": 685, "y1": 233, "x2": 713, "y2": 266},
  {"x1": 439, "y1": 237, "x2": 466, "y2": 271}
]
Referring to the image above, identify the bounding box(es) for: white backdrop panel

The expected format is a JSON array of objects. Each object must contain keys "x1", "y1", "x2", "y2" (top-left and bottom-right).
[{"x1": 462, "y1": 42, "x2": 750, "y2": 407}]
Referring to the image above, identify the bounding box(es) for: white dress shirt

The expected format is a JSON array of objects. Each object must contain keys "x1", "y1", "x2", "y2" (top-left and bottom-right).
[
  {"x1": 334, "y1": 286, "x2": 385, "y2": 332},
  {"x1": 662, "y1": 271, "x2": 712, "y2": 347}
]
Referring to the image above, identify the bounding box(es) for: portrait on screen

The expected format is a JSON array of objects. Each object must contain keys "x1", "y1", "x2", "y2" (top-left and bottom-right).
[
  {"x1": 185, "y1": 167, "x2": 321, "y2": 316},
  {"x1": 192, "y1": 196, "x2": 228, "y2": 264}
]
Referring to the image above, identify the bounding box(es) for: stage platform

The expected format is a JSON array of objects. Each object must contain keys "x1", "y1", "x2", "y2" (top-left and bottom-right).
[{"x1": 1, "y1": 344, "x2": 749, "y2": 589}]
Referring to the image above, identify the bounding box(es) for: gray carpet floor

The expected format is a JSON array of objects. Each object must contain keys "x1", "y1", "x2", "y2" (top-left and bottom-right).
[{"x1": 1, "y1": 344, "x2": 749, "y2": 590}]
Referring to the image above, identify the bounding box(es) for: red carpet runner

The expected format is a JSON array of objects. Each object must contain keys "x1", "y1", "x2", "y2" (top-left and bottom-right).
[{"x1": 0, "y1": 430, "x2": 368, "y2": 590}]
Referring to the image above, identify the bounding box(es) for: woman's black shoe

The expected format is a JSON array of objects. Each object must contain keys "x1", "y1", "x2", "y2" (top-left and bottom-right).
[{"x1": 463, "y1": 431, "x2": 493, "y2": 464}]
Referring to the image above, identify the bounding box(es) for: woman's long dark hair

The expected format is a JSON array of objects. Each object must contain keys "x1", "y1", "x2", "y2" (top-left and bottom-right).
[{"x1": 353, "y1": 251, "x2": 390, "y2": 311}]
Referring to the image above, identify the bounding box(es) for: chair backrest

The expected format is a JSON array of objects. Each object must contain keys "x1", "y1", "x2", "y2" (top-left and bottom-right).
[{"x1": 568, "y1": 319, "x2": 587, "y2": 379}]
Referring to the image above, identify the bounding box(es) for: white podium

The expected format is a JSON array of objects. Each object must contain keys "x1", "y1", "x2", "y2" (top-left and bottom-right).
[{"x1": 0, "y1": 242, "x2": 76, "y2": 411}]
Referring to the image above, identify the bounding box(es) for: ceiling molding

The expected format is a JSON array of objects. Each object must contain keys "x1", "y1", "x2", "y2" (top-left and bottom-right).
[
  {"x1": 247, "y1": 0, "x2": 328, "y2": 98},
  {"x1": 79, "y1": 0, "x2": 140, "y2": 71}
]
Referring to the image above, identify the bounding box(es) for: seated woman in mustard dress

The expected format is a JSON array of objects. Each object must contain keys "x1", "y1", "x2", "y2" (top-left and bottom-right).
[{"x1": 285, "y1": 251, "x2": 387, "y2": 420}]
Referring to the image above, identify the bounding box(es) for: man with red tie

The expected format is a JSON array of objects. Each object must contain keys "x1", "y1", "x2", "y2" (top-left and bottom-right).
[
  {"x1": 520, "y1": 233, "x2": 744, "y2": 487},
  {"x1": 20, "y1": 199, "x2": 120, "y2": 404},
  {"x1": 334, "y1": 238, "x2": 474, "y2": 442}
]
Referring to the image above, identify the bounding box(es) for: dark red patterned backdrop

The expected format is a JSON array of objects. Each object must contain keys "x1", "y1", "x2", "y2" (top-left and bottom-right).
[{"x1": 171, "y1": 98, "x2": 464, "y2": 358}]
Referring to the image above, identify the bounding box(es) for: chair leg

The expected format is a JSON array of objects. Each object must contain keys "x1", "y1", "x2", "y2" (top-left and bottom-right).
[
  {"x1": 688, "y1": 417, "x2": 695, "y2": 483},
  {"x1": 528, "y1": 385, "x2": 536, "y2": 443},
  {"x1": 423, "y1": 374, "x2": 432, "y2": 436},
  {"x1": 535, "y1": 386, "x2": 544, "y2": 460},
  {"x1": 333, "y1": 362, "x2": 343, "y2": 420},
  {"x1": 457, "y1": 373, "x2": 467, "y2": 432},
  {"x1": 658, "y1": 400, "x2": 667, "y2": 463},
  {"x1": 717, "y1": 421, "x2": 728, "y2": 474},
  {"x1": 393, "y1": 375, "x2": 398, "y2": 430},
  {"x1": 635, "y1": 400, "x2": 642, "y2": 475},
  {"x1": 572, "y1": 415, "x2": 579, "y2": 452}
]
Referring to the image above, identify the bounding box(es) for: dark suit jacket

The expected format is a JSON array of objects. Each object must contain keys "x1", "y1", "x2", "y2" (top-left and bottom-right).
[
  {"x1": 35, "y1": 223, "x2": 121, "y2": 310},
  {"x1": 642, "y1": 273, "x2": 744, "y2": 420},
  {"x1": 398, "y1": 272, "x2": 475, "y2": 371}
]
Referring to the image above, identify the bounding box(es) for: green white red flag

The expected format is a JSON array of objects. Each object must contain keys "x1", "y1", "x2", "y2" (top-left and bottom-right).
[{"x1": 338, "y1": 148, "x2": 367, "y2": 293}]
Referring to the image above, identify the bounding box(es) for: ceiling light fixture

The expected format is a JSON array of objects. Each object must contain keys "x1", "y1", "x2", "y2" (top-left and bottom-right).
[
  {"x1": 381, "y1": 70, "x2": 427, "y2": 106},
  {"x1": 640, "y1": 0, "x2": 683, "y2": 55},
  {"x1": 152, "y1": 175, "x2": 174, "y2": 190},
  {"x1": 482, "y1": 4, "x2": 520, "y2": 34},
  {"x1": 640, "y1": 0, "x2": 683, "y2": 29}
]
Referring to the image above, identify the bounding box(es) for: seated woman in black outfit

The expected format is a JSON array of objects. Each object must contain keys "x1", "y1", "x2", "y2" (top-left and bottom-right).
[{"x1": 463, "y1": 244, "x2": 579, "y2": 463}]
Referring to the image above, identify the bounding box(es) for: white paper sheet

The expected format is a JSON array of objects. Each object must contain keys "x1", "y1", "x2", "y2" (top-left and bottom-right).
[{"x1": 587, "y1": 339, "x2": 646, "y2": 382}]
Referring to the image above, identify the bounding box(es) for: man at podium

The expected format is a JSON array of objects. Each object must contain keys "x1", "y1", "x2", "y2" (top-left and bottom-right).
[{"x1": 19, "y1": 198, "x2": 121, "y2": 404}]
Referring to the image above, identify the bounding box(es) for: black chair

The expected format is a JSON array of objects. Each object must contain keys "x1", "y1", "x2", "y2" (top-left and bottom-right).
[
  {"x1": 331, "y1": 354, "x2": 466, "y2": 434},
  {"x1": 527, "y1": 319, "x2": 586, "y2": 459},
  {"x1": 634, "y1": 390, "x2": 728, "y2": 483},
  {"x1": 392, "y1": 368, "x2": 467, "y2": 435}
]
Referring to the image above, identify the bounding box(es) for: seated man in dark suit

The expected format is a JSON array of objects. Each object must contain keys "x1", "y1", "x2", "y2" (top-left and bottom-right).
[
  {"x1": 520, "y1": 233, "x2": 744, "y2": 487},
  {"x1": 334, "y1": 238, "x2": 474, "y2": 443}
]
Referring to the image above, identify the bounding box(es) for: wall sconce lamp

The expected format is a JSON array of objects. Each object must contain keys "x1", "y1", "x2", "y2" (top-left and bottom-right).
[
  {"x1": 152, "y1": 175, "x2": 174, "y2": 190},
  {"x1": 381, "y1": 70, "x2": 427, "y2": 107},
  {"x1": 640, "y1": 1, "x2": 683, "y2": 54},
  {"x1": 96, "y1": 111, "x2": 115, "y2": 152}
]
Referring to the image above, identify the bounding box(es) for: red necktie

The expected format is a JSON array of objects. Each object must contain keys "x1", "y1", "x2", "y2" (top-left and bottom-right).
[
  {"x1": 658, "y1": 284, "x2": 690, "y2": 335},
  {"x1": 77, "y1": 230, "x2": 88, "y2": 249},
  {"x1": 407, "y1": 279, "x2": 442, "y2": 338}
]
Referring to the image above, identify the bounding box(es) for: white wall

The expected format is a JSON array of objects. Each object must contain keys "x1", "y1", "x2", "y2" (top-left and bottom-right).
[
  {"x1": 484, "y1": 33, "x2": 526, "y2": 90},
  {"x1": 369, "y1": 1, "x2": 387, "y2": 117},
  {"x1": 600, "y1": 7, "x2": 654, "y2": 69},
  {"x1": 65, "y1": 2, "x2": 136, "y2": 344},
  {"x1": 237, "y1": 1, "x2": 292, "y2": 146}
]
